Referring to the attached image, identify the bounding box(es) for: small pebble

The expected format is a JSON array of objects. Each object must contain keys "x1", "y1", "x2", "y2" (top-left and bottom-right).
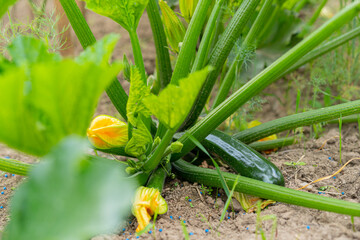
[
  {"x1": 205, "y1": 229, "x2": 209, "y2": 233},
  {"x1": 159, "y1": 229, "x2": 163, "y2": 232},
  {"x1": 189, "y1": 232, "x2": 194, "y2": 236},
  {"x1": 307, "y1": 225, "x2": 310, "y2": 230},
  {"x1": 341, "y1": 192, "x2": 345, "y2": 195}
]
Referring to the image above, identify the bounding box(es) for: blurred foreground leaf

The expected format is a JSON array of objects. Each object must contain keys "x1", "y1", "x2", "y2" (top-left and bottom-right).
[
  {"x1": 0, "y1": 0, "x2": 18, "y2": 18},
  {"x1": 3, "y1": 137, "x2": 136, "y2": 240},
  {"x1": 0, "y1": 36, "x2": 122, "y2": 156}
]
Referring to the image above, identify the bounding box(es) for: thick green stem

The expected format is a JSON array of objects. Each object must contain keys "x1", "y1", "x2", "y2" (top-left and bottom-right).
[
  {"x1": 59, "y1": 0, "x2": 129, "y2": 120},
  {"x1": 191, "y1": 0, "x2": 224, "y2": 72},
  {"x1": 327, "y1": 114, "x2": 360, "y2": 124},
  {"x1": 181, "y1": 0, "x2": 261, "y2": 130},
  {"x1": 171, "y1": 2, "x2": 360, "y2": 161},
  {"x1": 143, "y1": 130, "x2": 174, "y2": 172},
  {"x1": 248, "y1": 137, "x2": 297, "y2": 152},
  {"x1": 212, "y1": 0, "x2": 273, "y2": 109},
  {"x1": 234, "y1": 100, "x2": 360, "y2": 144},
  {"x1": 146, "y1": 0, "x2": 172, "y2": 91},
  {"x1": 283, "y1": 26, "x2": 360, "y2": 77},
  {"x1": 173, "y1": 160, "x2": 360, "y2": 216},
  {"x1": 129, "y1": 29, "x2": 147, "y2": 83},
  {"x1": 0, "y1": 158, "x2": 31, "y2": 176},
  {"x1": 170, "y1": 0, "x2": 213, "y2": 84},
  {"x1": 146, "y1": 162, "x2": 171, "y2": 192}
]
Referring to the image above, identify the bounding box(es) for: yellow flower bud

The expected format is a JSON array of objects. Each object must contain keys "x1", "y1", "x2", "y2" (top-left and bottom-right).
[
  {"x1": 132, "y1": 186, "x2": 168, "y2": 232},
  {"x1": 248, "y1": 120, "x2": 277, "y2": 153},
  {"x1": 87, "y1": 115, "x2": 128, "y2": 149},
  {"x1": 179, "y1": 0, "x2": 199, "y2": 22},
  {"x1": 159, "y1": 0, "x2": 186, "y2": 53}
]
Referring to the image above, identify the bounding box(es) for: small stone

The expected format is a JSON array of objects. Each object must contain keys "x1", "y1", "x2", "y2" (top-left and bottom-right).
[
  {"x1": 231, "y1": 198, "x2": 242, "y2": 212},
  {"x1": 215, "y1": 198, "x2": 224, "y2": 208}
]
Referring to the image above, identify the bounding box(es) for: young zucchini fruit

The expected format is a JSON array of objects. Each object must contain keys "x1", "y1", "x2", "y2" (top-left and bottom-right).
[{"x1": 202, "y1": 130, "x2": 284, "y2": 186}]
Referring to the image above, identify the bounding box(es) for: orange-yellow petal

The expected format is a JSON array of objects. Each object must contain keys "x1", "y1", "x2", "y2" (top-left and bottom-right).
[
  {"x1": 132, "y1": 187, "x2": 168, "y2": 232},
  {"x1": 87, "y1": 115, "x2": 128, "y2": 149}
]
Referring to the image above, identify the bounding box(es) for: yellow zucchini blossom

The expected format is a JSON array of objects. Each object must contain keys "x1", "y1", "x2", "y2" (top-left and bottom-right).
[
  {"x1": 87, "y1": 115, "x2": 128, "y2": 149},
  {"x1": 179, "y1": 0, "x2": 199, "y2": 22},
  {"x1": 248, "y1": 120, "x2": 277, "y2": 153},
  {"x1": 159, "y1": 0, "x2": 186, "y2": 53},
  {"x1": 132, "y1": 186, "x2": 168, "y2": 232}
]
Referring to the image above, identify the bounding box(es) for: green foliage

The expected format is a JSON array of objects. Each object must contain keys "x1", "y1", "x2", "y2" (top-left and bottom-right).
[
  {"x1": 0, "y1": 36, "x2": 122, "y2": 156},
  {"x1": 3, "y1": 137, "x2": 136, "y2": 240},
  {"x1": 0, "y1": 9, "x2": 69, "y2": 55},
  {"x1": 0, "y1": 0, "x2": 17, "y2": 18},
  {"x1": 125, "y1": 118, "x2": 153, "y2": 157},
  {"x1": 82, "y1": 0, "x2": 149, "y2": 31},
  {"x1": 143, "y1": 67, "x2": 212, "y2": 130},
  {"x1": 126, "y1": 67, "x2": 151, "y2": 126}
]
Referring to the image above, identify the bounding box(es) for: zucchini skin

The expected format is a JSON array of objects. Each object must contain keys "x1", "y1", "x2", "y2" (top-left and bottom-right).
[{"x1": 202, "y1": 130, "x2": 284, "y2": 186}]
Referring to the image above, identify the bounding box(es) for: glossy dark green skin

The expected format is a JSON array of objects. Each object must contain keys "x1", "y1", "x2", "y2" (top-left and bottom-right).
[{"x1": 202, "y1": 130, "x2": 284, "y2": 186}]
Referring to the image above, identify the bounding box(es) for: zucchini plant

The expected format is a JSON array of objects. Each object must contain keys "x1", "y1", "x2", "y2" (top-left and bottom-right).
[{"x1": 1, "y1": 0, "x2": 360, "y2": 238}]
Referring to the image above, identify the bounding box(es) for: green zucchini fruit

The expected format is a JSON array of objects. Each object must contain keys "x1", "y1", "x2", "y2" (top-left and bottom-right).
[{"x1": 202, "y1": 130, "x2": 284, "y2": 186}]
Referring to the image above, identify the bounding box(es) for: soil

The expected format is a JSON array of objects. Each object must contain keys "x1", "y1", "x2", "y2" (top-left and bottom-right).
[{"x1": 2, "y1": 1, "x2": 360, "y2": 239}]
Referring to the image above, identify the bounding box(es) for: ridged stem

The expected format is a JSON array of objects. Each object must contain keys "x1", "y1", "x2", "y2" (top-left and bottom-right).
[
  {"x1": 181, "y1": 0, "x2": 261, "y2": 130},
  {"x1": 59, "y1": 0, "x2": 129, "y2": 120},
  {"x1": 173, "y1": 160, "x2": 360, "y2": 216},
  {"x1": 191, "y1": 0, "x2": 225, "y2": 72},
  {"x1": 212, "y1": 0, "x2": 273, "y2": 109},
  {"x1": 234, "y1": 100, "x2": 360, "y2": 144},
  {"x1": 170, "y1": 0, "x2": 213, "y2": 84},
  {"x1": 248, "y1": 137, "x2": 297, "y2": 152},
  {"x1": 0, "y1": 158, "x2": 32, "y2": 176},
  {"x1": 283, "y1": 26, "x2": 360, "y2": 77},
  {"x1": 171, "y1": 2, "x2": 360, "y2": 161},
  {"x1": 146, "y1": 0, "x2": 172, "y2": 91}
]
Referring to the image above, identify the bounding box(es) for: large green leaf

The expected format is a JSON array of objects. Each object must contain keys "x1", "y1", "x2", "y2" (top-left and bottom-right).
[
  {"x1": 0, "y1": 0, "x2": 17, "y2": 18},
  {"x1": 0, "y1": 37, "x2": 122, "y2": 156},
  {"x1": 3, "y1": 137, "x2": 136, "y2": 240},
  {"x1": 126, "y1": 67, "x2": 151, "y2": 126},
  {"x1": 82, "y1": 0, "x2": 149, "y2": 31},
  {"x1": 143, "y1": 67, "x2": 212, "y2": 130}
]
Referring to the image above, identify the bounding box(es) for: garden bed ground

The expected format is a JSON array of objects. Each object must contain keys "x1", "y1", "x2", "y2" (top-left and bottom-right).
[{"x1": 1, "y1": 1, "x2": 359, "y2": 239}]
